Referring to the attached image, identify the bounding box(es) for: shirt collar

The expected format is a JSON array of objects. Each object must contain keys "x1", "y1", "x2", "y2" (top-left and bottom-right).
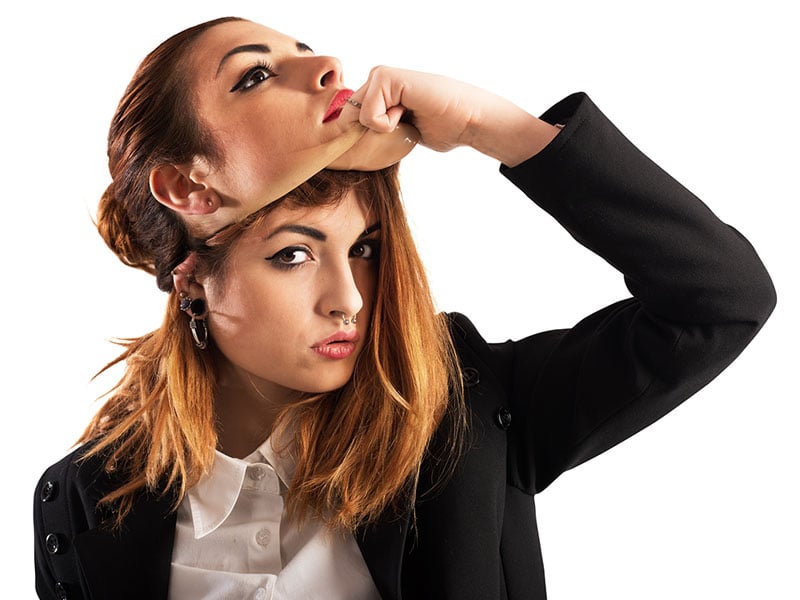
[{"x1": 184, "y1": 436, "x2": 297, "y2": 539}]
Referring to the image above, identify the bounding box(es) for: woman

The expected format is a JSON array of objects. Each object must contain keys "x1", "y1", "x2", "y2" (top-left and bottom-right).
[{"x1": 34, "y1": 16, "x2": 775, "y2": 600}]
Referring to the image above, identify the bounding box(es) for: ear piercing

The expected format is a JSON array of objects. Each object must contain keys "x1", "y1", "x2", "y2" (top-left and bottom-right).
[
  {"x1": 180, "y1": 295, "x2": 206, "y2": 317},
  {"x1": 179, "y1": 293, "x2": 208, "y2": 349}
]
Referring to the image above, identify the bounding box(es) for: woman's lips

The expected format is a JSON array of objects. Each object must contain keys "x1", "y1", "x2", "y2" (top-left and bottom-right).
[
  {"x1": 311, "y1": 329, "x2": 360, "y2": 360},
  {"x1": 312, "y1": 342, "x2": 356, "y2": 359},
  {"x1": 323, "y1": 89, "x2": 355, "y2": 123}
]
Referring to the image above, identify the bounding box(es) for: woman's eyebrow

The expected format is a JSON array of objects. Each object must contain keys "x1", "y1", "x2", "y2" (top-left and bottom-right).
[
  {"x1": 217, "y1": 44, "x2": 271, "y2": 76},
  {"x1": 267, "y1": 224, "x2": 326, "y2": 241},
  {"x1": 359, "y1": 222, "x2": 382, "y2": 238},
  {"x1": 216, "y1": 41, "x2": 313, "y2": 77},
  {"x1": 264, "y1": 221, "x2": 380, "y2": 242}
]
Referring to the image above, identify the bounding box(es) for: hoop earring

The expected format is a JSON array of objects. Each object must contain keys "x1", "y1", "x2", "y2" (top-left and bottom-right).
[
  {"x1": 189, "y1": 316, "x2": 208, "y2": 350},
  {"x1": 180, "y1": 294, "x2": 208, "y2": 349}
]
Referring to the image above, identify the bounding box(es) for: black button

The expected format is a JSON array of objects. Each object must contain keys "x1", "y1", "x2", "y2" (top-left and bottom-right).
[
  {"x1": 45, "y1": 533, "x2": 61, "y2": 555},
  {"x1": 55, "y1": 582, "x2": 68, "y2": 600},
  {"x1": 494, "y1": 407, "x2": 512, "y2": 430},
  {"x1": 462, "y1": 367, "x2": 480, "y2": 387},
  {"x1": 41, "y1": 480, "x2": 58, "y2": 502}
]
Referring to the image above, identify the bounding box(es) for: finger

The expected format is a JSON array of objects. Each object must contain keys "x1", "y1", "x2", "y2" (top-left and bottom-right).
[
  {"x1": 352, "y1": 71, "x2": 406, "y2": 134},
  {"x1": 361, "y1": 94, "x2": 405, "y2": 133}
]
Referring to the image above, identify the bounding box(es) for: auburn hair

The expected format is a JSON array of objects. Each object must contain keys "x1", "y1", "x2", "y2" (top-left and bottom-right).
[{"x1": 80, "y1": 16, "x2": 466, "y2": 531}]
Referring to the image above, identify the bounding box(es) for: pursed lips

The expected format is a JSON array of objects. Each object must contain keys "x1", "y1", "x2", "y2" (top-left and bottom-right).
[
  {"x1": 313, "y1": 329, "x2": 360, "y2": 347},
  {"x1": 323, "y1": 88, "x2": 355, "y2": 123},
  {"x1": 311, "y1": 329, "x2": 360, "y2": 359}
]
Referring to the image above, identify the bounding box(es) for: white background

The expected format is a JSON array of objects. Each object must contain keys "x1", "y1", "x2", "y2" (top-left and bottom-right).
[{"x1": 2, "y1": 1, "x2": 798, "y2": 598}]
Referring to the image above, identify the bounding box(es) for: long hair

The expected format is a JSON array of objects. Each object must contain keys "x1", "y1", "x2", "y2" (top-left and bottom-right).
[{"x1": 81, "y1": 16, "x2": 466, "y2": 531}]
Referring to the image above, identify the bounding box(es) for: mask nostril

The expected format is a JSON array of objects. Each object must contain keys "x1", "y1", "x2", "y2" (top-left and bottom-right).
[{"x1": 320, "y1": 70, "x2": 335, "y2": 87}]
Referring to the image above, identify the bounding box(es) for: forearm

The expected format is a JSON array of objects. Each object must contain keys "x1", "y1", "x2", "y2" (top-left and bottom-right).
[
  {"x1": 502, "y1": 92, "x2": 775, "y2": 325},
  {"x1": 352, "y1": 67, "x2": 562, "y2": 164},
  {"x1": 497, "y1": 93, "x2": 775, "y2": 490},
  {"x1": 462, "y1": 99, "x2": 563, "y2": 167}
]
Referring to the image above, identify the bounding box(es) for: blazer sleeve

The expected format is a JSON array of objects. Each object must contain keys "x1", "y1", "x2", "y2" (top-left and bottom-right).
[
  {"x1": 34, "y1": 446, "x2": 109, "y2": 600},
  {"x1": 485, "y1": 92, "x2": 776, "y2": 494}
]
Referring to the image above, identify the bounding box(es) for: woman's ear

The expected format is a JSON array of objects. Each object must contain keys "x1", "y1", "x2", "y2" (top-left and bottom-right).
[
  {"x1": 150, "y1": 159, "x2": 221, "y2": 216},
  {"x1": 172, "y1": 251, "x2": 208, "y2": 304}
]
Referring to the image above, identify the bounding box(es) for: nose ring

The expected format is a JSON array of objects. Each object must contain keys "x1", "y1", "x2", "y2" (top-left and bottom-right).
[{"x1": 341, "y1": 313, "x2": 358, "y2": 326}]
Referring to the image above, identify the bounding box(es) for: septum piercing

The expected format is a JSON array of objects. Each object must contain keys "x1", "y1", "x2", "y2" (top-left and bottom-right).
[
  {"x1": 341, "y1": 313, "x2": 358, "y2": 326},
  {"x1": 345, "y1": 97, "x2": 362, "y2": 109}
]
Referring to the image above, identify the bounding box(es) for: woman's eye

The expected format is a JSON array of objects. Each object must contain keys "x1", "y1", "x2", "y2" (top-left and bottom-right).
[
  {"x1": 267, "y1": 247, "x2": 312, "y2": 268},
  {"x1": 230, "y1": 64, "x2": 277, "y2": 93},
  {"x1": 351, "y1": 240, "x2": 379, "y2": 260}
]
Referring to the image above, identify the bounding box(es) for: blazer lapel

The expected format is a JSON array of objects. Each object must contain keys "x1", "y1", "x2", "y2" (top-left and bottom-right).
[
  {"x1": 357, "y1": 511, "x2": 410, "y2": 600},
  {"x1": 74, "y1": 492, "x2": 176, "y2": 600}
]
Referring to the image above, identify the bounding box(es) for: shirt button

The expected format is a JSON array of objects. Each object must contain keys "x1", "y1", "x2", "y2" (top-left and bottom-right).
[
  {"x1": 248, "y1": 465, "x2": 266, "y2": 481},
  {"x1": 255, "y1": 527, "x2": 272, "y2": 548},
  {"x1": 255, "y1": 587, "x2": 267, "y2": 600}
]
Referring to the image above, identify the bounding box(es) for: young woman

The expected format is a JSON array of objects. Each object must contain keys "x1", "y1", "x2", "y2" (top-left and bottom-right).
[{"x1": 33, "y1": 16, "x2": 776, "y2": 600}]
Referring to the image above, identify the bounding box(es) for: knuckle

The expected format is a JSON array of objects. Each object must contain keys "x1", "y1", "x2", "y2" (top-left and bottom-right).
[{"x1": 369, "y1": 65, "x2": 392, "y2": 81}]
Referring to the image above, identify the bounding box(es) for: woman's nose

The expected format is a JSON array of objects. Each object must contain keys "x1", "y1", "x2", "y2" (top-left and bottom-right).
[
  {"x1": 322, "y1": 263, "x2": 364, "y2": 323},
  {"x1": 305, "y1": 55, "x2": 344, "y2": 91}
]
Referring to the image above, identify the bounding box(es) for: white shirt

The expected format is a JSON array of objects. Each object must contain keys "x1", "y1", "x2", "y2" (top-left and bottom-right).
[{"x1": 168, "y1": 437, "x2": 381, "y2": 600}]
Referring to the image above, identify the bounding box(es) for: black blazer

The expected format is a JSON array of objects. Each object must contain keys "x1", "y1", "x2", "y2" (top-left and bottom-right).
[{"x1": 34, "y1": 93, "x2": 776, "y2": 600}]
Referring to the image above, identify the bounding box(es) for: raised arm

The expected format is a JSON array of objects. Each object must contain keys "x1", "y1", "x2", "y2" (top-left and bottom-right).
[
  {"x1": 486, "y1": 92, "x2": 775, "y2": 492},
  {"x1": 348, "y1": 68, "x2": 775, "y2": 492},
  {"x1": 349, "y1": 65, "x2": 562, "y2": 165}
]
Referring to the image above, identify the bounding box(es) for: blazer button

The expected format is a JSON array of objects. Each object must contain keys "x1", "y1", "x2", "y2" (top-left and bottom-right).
[
  {"x1": 494, "y1": 406, "x2": 512, "y2": 430},
  {"x1": 40, "y1": 480, "x2": 58, "y2": 502},
  {"x1": 54, "y1": 582, "x2": 68, "y2": 600},
  {"x1": 462, "y1": 367, "x2": 480, "y2": 387},
  {"x1": 45, "y1": 533, "x2": 62, "y2": 555}
]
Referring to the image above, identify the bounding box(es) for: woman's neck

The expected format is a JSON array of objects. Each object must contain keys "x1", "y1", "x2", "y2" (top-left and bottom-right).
[{"x1": 213, "y1": 363, "x2": 299, "y2": 458}]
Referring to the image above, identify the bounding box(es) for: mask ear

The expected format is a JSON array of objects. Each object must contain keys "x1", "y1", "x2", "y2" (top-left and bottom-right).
[{"x1": 150, "y1": 159, "x2": 220, "y2": 216}]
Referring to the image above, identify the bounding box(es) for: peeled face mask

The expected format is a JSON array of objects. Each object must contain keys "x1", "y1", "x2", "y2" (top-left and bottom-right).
[
  {"x1": 328, "y1": 121, "x2": 420, "y2": 171},
  {"x1": 184, "y1": 122, "x2": 419, "y2": 239}
]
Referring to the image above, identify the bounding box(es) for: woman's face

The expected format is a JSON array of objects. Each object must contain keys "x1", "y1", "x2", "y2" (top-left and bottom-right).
[
  {"x1": 189, "y1": 20, "x2": 362, "y2": 215},
  {"x1": 201, "y1": 190, "x2": 380, "y2": 401}
]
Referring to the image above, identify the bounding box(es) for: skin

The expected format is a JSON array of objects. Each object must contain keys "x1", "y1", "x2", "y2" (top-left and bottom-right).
[
  {"x1": 181, "y1": 192, "x2": 380, "y2": 457},
  {"x1": 152, "y1": 20, "x2": 562, "y2": 234},
  {"x1": 165, "y1": 19, "x2": 563, "y2": 455},
  {"x1": 188, "y1": 21, "x2": 363, "y2": 207}
]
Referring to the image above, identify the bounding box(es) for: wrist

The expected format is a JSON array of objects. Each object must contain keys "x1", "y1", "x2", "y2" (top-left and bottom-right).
[{"x1": 466, "y1": 101, "x2": 562, "y2": 167}]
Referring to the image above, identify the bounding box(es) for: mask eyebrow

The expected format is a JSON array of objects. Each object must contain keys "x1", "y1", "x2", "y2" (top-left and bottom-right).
[
  {"x1": 216, "y1": 40, "x2": 314, "y2": 77},
  {"x1": 216, "y1": 43, "x2": 271, "y2": 77}
]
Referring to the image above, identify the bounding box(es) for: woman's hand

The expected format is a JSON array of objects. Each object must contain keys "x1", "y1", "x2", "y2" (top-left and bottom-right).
[{"x1": 349, "y1": 67, "x2": 561, "y2": 167}]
